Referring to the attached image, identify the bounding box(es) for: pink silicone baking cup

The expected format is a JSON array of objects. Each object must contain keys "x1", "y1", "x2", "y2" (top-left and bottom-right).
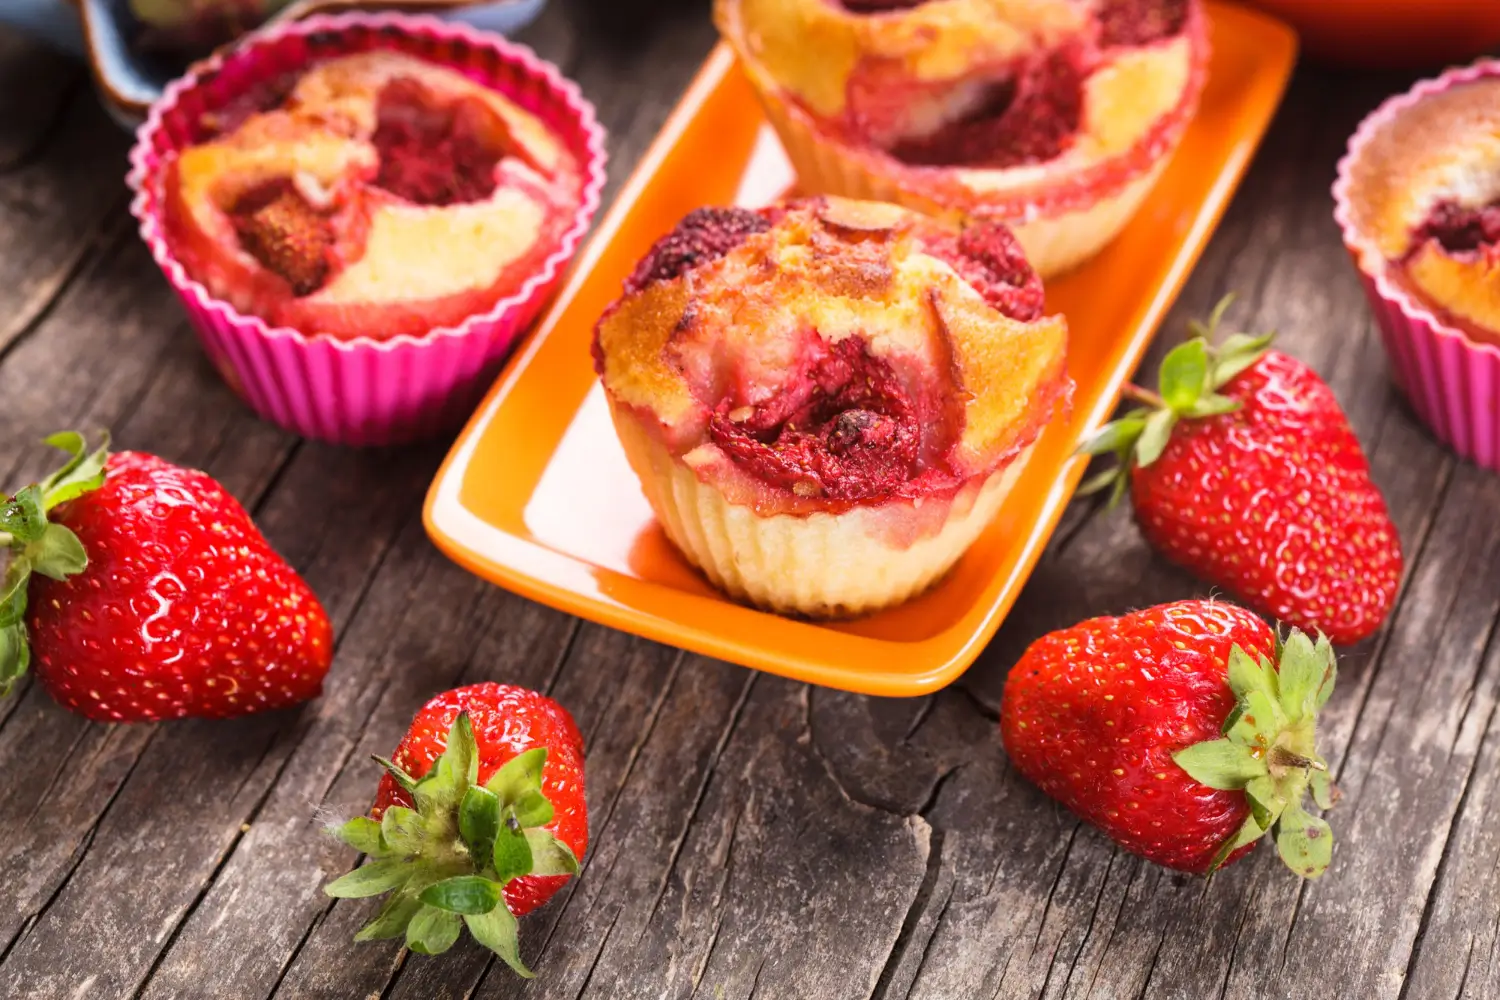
[
  {"x1": 127, "y1": 13, "x2": 607, "y2": 447},
  {"x1": 1333, "y1": 59, "x2": 1500, "y2": 470}
]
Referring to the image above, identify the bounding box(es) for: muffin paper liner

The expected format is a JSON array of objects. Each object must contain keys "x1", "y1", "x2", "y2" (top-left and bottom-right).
[
  {"x1": 127, "y1": 13, "x2": 607, "y2": 446},
  {"x1": 1333, "y1": 59, "x2": 1500, "y2": 470}
]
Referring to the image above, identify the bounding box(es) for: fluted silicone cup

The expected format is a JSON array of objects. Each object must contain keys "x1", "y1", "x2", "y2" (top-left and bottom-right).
[
  {"x1": 1333, "y1": 59, "x2": 1500, "y2": 470},
  {"x1": 128, "y1": 13, "x2": 607, "y2": 446}
]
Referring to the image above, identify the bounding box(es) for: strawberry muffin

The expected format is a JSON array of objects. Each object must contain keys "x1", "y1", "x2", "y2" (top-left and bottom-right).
[
  {"x1": 1335, "y1": 60, "x2": 1500, "y2": 470},
  {"x1": 715, "y1": 0, "x2": 1208, "y2": 277},
  {"x1": 129, "y1": 15, "x2": 605, "y2": 445},
  {"x1": 593, "y1": 197, "x2": 1071, "y2": 617},
  {"x1": 163, "y1": 50, "x2": 584, "y2": 342}
]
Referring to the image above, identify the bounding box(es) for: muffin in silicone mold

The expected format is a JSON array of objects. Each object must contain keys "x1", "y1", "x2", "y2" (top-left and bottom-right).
[
  {"x1": 1338, "y1": 74, "x2": 1500, "y2": 347},
  {"x1": 163, "y1": 50, "x2": 584, "y2": 342},
  {"x1": 714, "y1": 0, "x2": 1209, "y2": 277},
  {"x1": 593, "y1": 197, "x2": 1071, "y2": 617}
]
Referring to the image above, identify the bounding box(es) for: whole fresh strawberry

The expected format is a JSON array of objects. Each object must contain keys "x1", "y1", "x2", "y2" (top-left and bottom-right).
[
  {"x1": 326, "y1": 684, "x2": 588, "y2": 976},
  {"x1": 0, "y1": 432, "x2": 332, "y2": 721},
  {"x1": 1079, "y1": 298, "x2": 1402, "y2": 645},
  {"x1": 1001, "y1": 600, "x2": 1338, "y2": 876}
]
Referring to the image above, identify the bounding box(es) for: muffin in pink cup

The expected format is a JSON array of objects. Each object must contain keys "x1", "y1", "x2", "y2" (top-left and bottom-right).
[
  {"x1": 127, "y1": 13, "x2": 607, "y2": 446},
  {"x1": 1334, "y1": 60, "x2": 1500, "y2": 470}
]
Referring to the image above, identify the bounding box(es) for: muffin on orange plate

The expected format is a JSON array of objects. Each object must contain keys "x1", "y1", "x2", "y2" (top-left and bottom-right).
[
  {"x1": 714, "y1": 0, "x2": 1209, "y2": 277},
  {"x1": 1334, "y1": 60, "x2": 1500, "y2": 470},
  {"x1": 130, "y1": 15, "x2": 606, "y2": 445},
  {"x1": 592, "y1": 197, "x2": 1071, "y2": 617}
]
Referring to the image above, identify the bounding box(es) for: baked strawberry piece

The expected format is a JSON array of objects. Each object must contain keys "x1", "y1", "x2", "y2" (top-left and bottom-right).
[
  {"x1": 715, "y1": 0, "x2": 1209, "y2": 277},
  {"x1": 594, "y1": 197, "x2": 1070, "y2": 617},
  {"x1": 162, "y1": 51, "x2": 584, "y2": 342},
  {"x1": 326, "y1": 683, "x2": 586, "y2": 975}
]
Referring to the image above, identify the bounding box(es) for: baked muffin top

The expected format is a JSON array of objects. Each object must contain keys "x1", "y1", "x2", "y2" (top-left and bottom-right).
[
  {"x1": 1341, "y1": 76, "x2": 1500, "y2": 339},
  {"x1": 594, "y1": 197, "x2": 1070, "y2": 512},
  {"x1": 715, "y1": 0, "x2": 1205, "y2": 204},
  {"x1": 164, "y1": 51, "x2": 582, "y2": 340}
]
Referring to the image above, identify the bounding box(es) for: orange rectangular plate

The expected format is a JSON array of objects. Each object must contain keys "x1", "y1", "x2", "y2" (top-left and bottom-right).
[{"x1": 423, "y1": 3, "x2": 1297, "y2": 697}]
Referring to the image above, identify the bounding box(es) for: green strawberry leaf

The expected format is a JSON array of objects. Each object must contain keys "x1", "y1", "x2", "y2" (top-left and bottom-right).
[
  {"x1": 466, "y1": 904, "x2": 532, "y2": 978},
  {"x1": 27, "y1": 524, "x2": 87, "y2": 582},
  {"x1": 380, "y1": 806, "x2": 427, "y2": 857},
  {"x1": 1184, "y1": 392, "x2": 1240, "y2": 418},
  {"x1": 0, "y1": 486, "x2": 47, "y2": 544},
  {"x1": 487, "y1": 747, "x2": 549, "y2": 807},
  {"x1": 354, "y1": 889, "x2": 426, "y2": 942},
  {"x1": 1076, "y1": 413, "x2": 1148, "y2": 457},
  {"x1": 38, "y1": 431, "x2": 110, "y2": 512},
  {"x1": 420, "y1": 875, "x2": 504, "y2": 915},
  {"x1": 1276, "y1": 631, "x2": 1328, "y2": 723},
  {"x1": 1075, "y1": 465, "x2": 1124, "y2": 498},
  {"x1": 0, "y1": 622, "x2": 30, "y2": 697},
  {"x1": 523, "y1": 829, "x2": 580, "y2": 877},
  {"x1": 1135, "y1": 408, "x2": 1177, "y2": 468},
  {"x1": 1188, "y1": 293, "x2": 1236, "y2": 342},
  {"x1": 324, "y1": 859, "x2": 413, "y2": 899},
  {"x1": 1223, "y1": 689, "x2": 1287, "y2": 753},
  {"x1": 414, "y1": 715, "x2": 479, "y2": 816},
  {"x1": 372, "y1": 755, "x2": 420, "y2": 796},
  {"x1": 1173, "y1": 738, "x2": 1269, "y2": 790},
  {"x1": 1243, "y1": 774, "x2": 1285, "y2": 830},
  {"x1": 492, "y1": 810, "x2": 534, "y2": 885},
  {"x1": 1210, "y1": 331, "x2": 1276, "y2": 389},
  {"x1": 1275, "y1": 801, "x2": 1333, "y2": 879},
  {"x1": 1310, "y1": 769, "x2": 1337, "y2": 811},
  {"x1": 1313, "y1": 635, "x2": 1338, "y2": 710},
  {"x1": 406, "y1": 904, "x2": 463, "y2": 955},
  {"x1": 1226, "y1": 644, "x2": 1278, "y2": 704},
  {"x1": 0, "y1": 558, "x2": 30, "y2": 630},
  {"x1": 334, "y1": 816, "x2": 386, "y2": 857},
  {"x1": 459, "y1": 786, "x2": 502, "y2": 863},
  {"x1": 1207, "y1": 813, "x2": 1264, "y2": 874},
  {"x1": 1158, "y1": 339, "x2": 1209, "y2": 412}
]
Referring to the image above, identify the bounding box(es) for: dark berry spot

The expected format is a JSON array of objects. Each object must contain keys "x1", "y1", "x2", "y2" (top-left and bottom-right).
[
  {"x1": 371, "y1": 77, "x2": 507, "y2": 206},
  {"x1": 623, "y1": 207, "x2": 772, "y2": 294},
  {"x1": 888, "y1": 47, "x2": 1085, "y2": 169},
  {"x1": 232, "y1": 180, "x2": 334, "y2": 296},
  {"x1": 1096, "y1": 0, "x2": 1190, "y2": 48},
  {"x1": 925, "y1": 221, "x2": 1045, "y2": 322},
  {"x1": 1413, "y1": 199, "x2": 1500, "y2": 256},
  {"x1": 708, "y1": 338, "x2": 921, "y2": 501}
]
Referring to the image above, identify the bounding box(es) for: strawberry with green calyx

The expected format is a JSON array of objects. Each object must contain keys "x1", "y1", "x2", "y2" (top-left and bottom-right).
[
  {"x1": 327, "y1": 684, "x2": 587, "y2": 976},
  {"x1": 1076, "y1": 297, "x2": 1402, "y2": 646},
  {"x1": 1, "y1": 431, "x2": 333, "y2": 721},
  {"x1": 1001, "y1": 600, "x2": 1339, "y2": 877}
]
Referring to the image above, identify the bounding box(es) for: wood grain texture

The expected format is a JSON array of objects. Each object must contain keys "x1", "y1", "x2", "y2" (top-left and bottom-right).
[{"x1": 0, "y1": 9, "x2": 1493, "y2": 1000}]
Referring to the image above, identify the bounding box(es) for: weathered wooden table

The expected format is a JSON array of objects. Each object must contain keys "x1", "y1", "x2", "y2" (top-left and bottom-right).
[{"x1": 0, "y1": 5, "x2": 1495, "y2": 998}]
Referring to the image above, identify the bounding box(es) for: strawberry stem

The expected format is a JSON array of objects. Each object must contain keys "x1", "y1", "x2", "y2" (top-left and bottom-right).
[{"x1": 1120, "y1": 383, "x2": 1165, "y2": 408}]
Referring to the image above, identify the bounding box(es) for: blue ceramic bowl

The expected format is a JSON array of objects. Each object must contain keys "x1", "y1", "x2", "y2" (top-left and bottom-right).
[{"x1": 1, "y1": 0, "x2": 548, "y2": 126}]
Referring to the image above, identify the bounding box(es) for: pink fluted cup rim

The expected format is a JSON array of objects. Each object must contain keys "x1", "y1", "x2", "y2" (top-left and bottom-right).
[
  {"x1": 125, "y1": 11, "x2": 608, "y2": 356},
  {"x1": 1332, "y1": 57, "x2": 1500, "y2": 363}
]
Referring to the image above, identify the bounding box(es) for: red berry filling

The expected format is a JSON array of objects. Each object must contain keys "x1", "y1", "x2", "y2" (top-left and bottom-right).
[
  {"x1": 886, "y1": 47, "x2": 1086, "y2": 169},
  {"x1": 231, "y1": 180, "x2": 335, "y2": 296},
  {"x1": 1096, "y1": 0, "x2": 1189, "y2": 48},
  {"x1": 924, "y1": 222, "x2": 1045, "y2": 322},
  {"x1": 708, "y1": 338, "x2": 923, "y2": 501},
  {"x1": 1412, "y1": 199, "x2": 1500, "y2": 256},
  {"x1": 371, "y1": 77, "x2": 507, "y2": 206},
  {"x1": 623, "y1": 207, "x2": 773, "y2": 294}
]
